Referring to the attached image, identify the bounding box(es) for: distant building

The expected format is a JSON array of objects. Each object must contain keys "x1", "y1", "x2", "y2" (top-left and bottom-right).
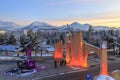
[
  {"x1": 88, "y1": 25, "x2": 93, "y2": 33},
  {"x1": 0, "y1": 30, "x2": 6, "y2": 34},
  {"x1": 23, "y1": 30, "x2": 28, "y2": 36}
]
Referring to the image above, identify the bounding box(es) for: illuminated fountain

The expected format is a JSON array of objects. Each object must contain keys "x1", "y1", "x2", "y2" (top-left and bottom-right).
[
  {"x1": 65, "y1": 32, "x2": 72, "y2": 64},
  {"x1": 54, "y1": 31, "x2": 108, "y2": 75},
  {"x1": 53, "y1": 40, "x2": 63, "y2": 59},
  {"x1": 69, "y1": 32, "x2": 83, "y2": 67},
  {"x1": 65, "y1": 31, "x2": 108, "y2": 75}
]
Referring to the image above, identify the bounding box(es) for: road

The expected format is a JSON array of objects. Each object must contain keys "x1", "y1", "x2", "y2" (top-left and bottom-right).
[{"x1": 39, "y1": 62, "x2": 120, "y2": 80}]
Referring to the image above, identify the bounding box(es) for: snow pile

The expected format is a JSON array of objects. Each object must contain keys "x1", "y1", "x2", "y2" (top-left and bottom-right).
[
  {"x1": 0, "y1": 56, "x2": 17, "y2": 60},
  {"x1": 93, "y1": 75, "x2": 115, "y2": 80},
  {"x1": 46, "y1": 47, "x2": 54, "y2": 52},
  {"x1": 111, "y1": 70, "x2": 120, "y2": 80},
  {"x1": 112, "y1": 70, "x2": 120, "y2": 72}
]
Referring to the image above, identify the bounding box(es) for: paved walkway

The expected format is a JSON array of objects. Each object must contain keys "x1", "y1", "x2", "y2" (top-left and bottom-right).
[
  {"x1": 0, "y1": 55, "x2": 120, "y2": 80},
  {"x1": 0, "y1": 57, "x2": 88, "y2": 80}
]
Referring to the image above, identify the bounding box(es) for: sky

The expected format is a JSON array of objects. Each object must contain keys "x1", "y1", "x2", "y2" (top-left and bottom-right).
[{"x1": 0, "y1": 0, "x2": 120, "y2": 27}]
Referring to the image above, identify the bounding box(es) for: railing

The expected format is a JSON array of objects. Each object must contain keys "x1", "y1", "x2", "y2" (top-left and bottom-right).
[{"x1": 84, "y1": 42, "x2": 100, "y2": 49}]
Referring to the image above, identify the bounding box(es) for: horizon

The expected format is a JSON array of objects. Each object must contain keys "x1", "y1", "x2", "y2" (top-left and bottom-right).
[
  {"x1": 0, "y1": 20, "x2": 120, "y2": 28},
  {"x1": 0, "y1": 0, "x2": 120, "y2": 28}
]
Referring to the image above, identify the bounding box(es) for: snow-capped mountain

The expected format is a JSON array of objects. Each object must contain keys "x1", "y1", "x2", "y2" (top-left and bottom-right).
[
  {"x1": 59, "y1": 22, "x2": 91, "y2": 31},
  {"x1": 93, "y1": 26, "x2": 109, "y2": 31},
  {"x1": 58, "y1": 25, "x2": 68, "y2": 30},
  {"x1": 69, "y1": 22, "x2": 90, "y2": 31},
  {"x1": 0, "y1": 20, "x2": 119, "y2": 31},
  {"x1": 59, "y1": 22, "x2": 110, "y2": 31},
  {"x1": 0, "y1": 21, "x2": 22, "y2": 30},
  {"x1": 22, "y1": 21, "x2": 57, "y2": 31}
]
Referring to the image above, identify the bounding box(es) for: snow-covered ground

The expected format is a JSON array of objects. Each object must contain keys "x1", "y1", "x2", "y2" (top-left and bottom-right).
[
  {"x1": 0, "y1": 53, "x2": 52, "y2": 60},
  {"x1": 93, "y1": 75, "x2": 115, "y2": 80},
  {"x1": 0, "y1": 56, "x2": 18, "y2": 60},
  {"x1": 13, "y1": 53, "x2": 52, "y2": 57}
]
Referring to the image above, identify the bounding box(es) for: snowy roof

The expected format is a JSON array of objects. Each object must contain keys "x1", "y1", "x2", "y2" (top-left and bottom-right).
[
  {"x1": 15, "y1": 47, "x2": 23, "y2": 52},
  {"x1": 46, "y1": 47, "x2": 54, "y2": 52},
  {"x1": 0, "y1": 45, "x2": 17, "y2": 52}
]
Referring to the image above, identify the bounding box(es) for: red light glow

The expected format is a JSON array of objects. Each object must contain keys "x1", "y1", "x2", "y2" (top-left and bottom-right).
[{"x1": 53, "y1": 41, "x2": 63, "y2": 59}]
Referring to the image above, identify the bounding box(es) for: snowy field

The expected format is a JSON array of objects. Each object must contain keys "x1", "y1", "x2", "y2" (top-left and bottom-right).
[{"x1": 0, "y1": 53, "x2": 52, "y2": 60}]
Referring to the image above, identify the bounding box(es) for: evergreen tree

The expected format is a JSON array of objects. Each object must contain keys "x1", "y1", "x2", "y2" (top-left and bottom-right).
[{"x1": 8, "y1": 34, "x2": 16, "y2": 45}]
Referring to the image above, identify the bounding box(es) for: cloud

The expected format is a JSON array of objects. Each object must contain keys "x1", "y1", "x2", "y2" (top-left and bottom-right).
[
  {"x1": 62, "y1": 0, "x2": 109, "y2": 4},
  {"x1": 48, "y1": 0, "x2": 108, "y2": 5},
  {"x1": 69, "y1": 0, "x2": 108, "y2": 2},
  {"x1": 15, "y1": 15, "x2": 120, "y2": 28},
  {"x1": 44, "y1": 14, "x2": 120, "y2": 28}
]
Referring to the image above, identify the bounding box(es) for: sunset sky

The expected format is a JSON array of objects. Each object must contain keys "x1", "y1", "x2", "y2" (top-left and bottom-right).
[{"x1": 0, "y1": 0, "x2": 120, "y2": 27}]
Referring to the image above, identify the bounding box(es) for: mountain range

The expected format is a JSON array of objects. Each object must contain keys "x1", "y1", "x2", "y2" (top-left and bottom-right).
[
  {"x1": 22, "y1": 21, "x2": 57, "y2": 31},
  {"x1": 0, "y1": 20, "x2": 119, "y2": 31},
  {"x1": 0, "y1": 21, "x2": 22, "y2": 30}
]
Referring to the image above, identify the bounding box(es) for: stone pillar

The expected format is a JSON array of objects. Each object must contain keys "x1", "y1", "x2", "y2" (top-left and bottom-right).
[
  {"x1": 82, "y1": 44, "x2": 89, "y2": 68},
  {"x1": 53, "y1": 40, "x2": 63, "y2": 59},
  {"x1": 69, "y1": 34, "x2": 76, "y2": 66},
  {"x1": 77, "y1": 31, "x2": 84, "y2": 67},
  {"x1": 69, "y1": 31, "x2": 84, "y2": 67},
  {"x1": 65, "y1": 36, "x2": 72, "y2": 63},
  {"x1": 100, "y1": 41, "x2": 108, "y2": 75}
]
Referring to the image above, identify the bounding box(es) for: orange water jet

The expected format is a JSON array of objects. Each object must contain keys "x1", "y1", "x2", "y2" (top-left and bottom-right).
[
  {"x1": 66, "y1": 44, "x2": 71, "y2": 63},
  {"x1": 54, "y1": 31, "x2": 108, "y2": 75},
  {"x1": 68, "y1": 32, "x2": 84, "y2": 67},
  {"x1": 53, "y1": 41, "x2": 63, "y2": 59}
]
